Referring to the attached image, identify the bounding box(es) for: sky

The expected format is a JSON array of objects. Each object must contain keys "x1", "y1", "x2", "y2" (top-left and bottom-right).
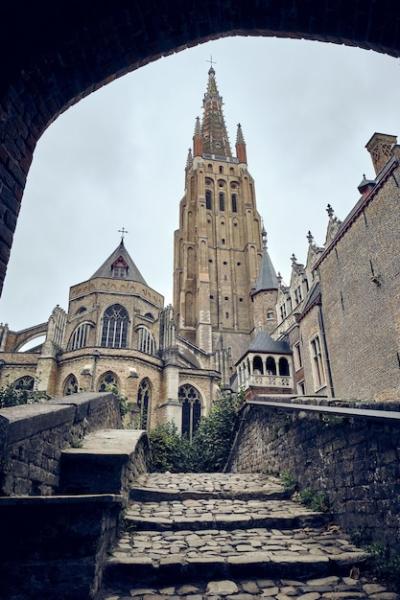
[{"x1": 1, "y1": 35, "x2": 400, "y2": 331}]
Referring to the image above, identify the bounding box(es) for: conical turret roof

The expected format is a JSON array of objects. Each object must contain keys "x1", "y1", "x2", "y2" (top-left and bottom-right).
[
  {"x1": 201, "y1": 67, "x2": 232, "y2": 158},
  {"x1": 253, "y1": 230, "x2": 279, "y2": 293},
  {"x1": 91, "y1": 240, "x2": 147, "y2": 285}
]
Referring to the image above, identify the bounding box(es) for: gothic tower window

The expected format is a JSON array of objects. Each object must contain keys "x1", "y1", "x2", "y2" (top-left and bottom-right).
[
  {"x1": 68, "y1": 322, "x2": 93, "y2": 351},
  {"x1": 231, "y1": 193, "x2": 238, "y2": 212},
  {"x1": 179, "y1": 384, "x2": 201, "y2": 441},
  {"x1": 101, "y1": 304, "x2": 129, "y2": 348},
  {"x1": 63, "y1": 374, "x2": 78, "y2": 395},
  {"x1": 13, "y1": 376, "x2": 34, "y2": 391},
  {"x1": 205, "y1": 189, "x2": 212, "y2": 210},
  {"x1": 137, "y1": 326, "x2": 157, "y2": 355},
  {"x1": 137, "y1": 378, "x2": 151, "y2": 430},
  {"x1": 98, "y1": 371, "x2": 119, "y2": 392},
  {"x1": 219, "y1": 192, "x2": 225, "y2": 211}
]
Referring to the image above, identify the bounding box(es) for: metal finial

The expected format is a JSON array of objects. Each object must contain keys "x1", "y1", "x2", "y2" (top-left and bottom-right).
[
  {"x1": 118, "y1": 227, "x2": 128, "y2": 242},
  {"x1": 326, "y1": 204, "x2": 334, "y2": 218},
  {"x1": 307, "y1": 230, "x2": 314, "y2": 244},
  {"x1": 206, "y1": 55, "x2": 217, "y2": 70},
  {"x1": 291, "y1": 253, "x2": 297, "y2": 263},
  {"x1": 277, "y1": 272, "x2": 283, "y2": 285}
]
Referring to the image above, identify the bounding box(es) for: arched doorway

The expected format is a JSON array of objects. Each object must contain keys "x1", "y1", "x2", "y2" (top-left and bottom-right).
[{"x1": 178, "y1": 384, "x2": 202, "y2": 441}]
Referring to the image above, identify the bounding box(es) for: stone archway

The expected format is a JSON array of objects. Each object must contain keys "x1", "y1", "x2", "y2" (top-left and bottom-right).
[{"x1": 1, "y1": 1, "x2": 399, "y2": 293}]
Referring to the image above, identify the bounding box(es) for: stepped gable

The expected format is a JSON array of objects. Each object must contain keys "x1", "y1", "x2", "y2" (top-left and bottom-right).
[{"x1": 91, "y1": 240, "x2": 147, "y2": 285}]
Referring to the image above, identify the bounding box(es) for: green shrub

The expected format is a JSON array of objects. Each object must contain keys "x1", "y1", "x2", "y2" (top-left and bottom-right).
[
  {"x1": 0, "y1": 384, "x2": 49, "y2": 408},
  {"x1": 366, "y1": 543, "x2": 400, "y2": 589},
  {"x1": 102, "y1": 384, "x2": 129, "y2": 419},
  {"x1": 280, "y1": 470, "x2": 297, "y2": 492},
  {"x1": 299, "y1": 487, "x2": 330, "y2": 512},
  {"x1": 148, "y1": 422, "x2": 194, "y2": 472},
  {"x1": 148, "y1": 390, "x2": 244, "y2": 473}
]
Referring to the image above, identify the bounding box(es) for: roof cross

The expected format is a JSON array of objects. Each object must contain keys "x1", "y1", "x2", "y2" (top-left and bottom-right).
[
  {"x1": 118, "y1": 226, "x2": 128, "y2": 241},
  {"x1": 206, "y1": 55, "x2": 217, "y2": 68}
]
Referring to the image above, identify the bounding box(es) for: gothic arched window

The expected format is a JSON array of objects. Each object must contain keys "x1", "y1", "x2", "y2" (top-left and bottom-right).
[
  {"x1": 231, "y1": 193, "x2": 238, "y2": 213},
  {"x1": 101, "y1": 304, "x2": 129, "y2": 348},
  {"x1": 13, "y1": 376, "x2": 34, "y2": 391},
  {"x1": 68, "y1": 322, "x2": 93, "y2": 351},
  {"x1": 137, "y1": 378, "x2": 151, "y2": 430},
  {"x1": 179, "y1": 384, "x2": 201, "y2": 441},
  {"x1": 63, "y1": 374, "x2": 78, "y2": 395},
  {"x1": 205, "y1": 189, "x2": 212, "y2": 210},
  {"x1": 137, "y1": 326, "x2": 157, "y2": 355},
  {"x1": 98, "y1": 371, "x2": 119, "y2": 392},
  {"x1": 219, "y1": 192, "x2": 225, "y2": 211},
  {"x1": 253, "y1": 356, "x2": 264, "y2": 375},
  {"x1": 266, "y1": 357, "x2": 277, "y2": 375},
  {"x1": 279, "y1": 357, "x2": 290, "y2": 376}
]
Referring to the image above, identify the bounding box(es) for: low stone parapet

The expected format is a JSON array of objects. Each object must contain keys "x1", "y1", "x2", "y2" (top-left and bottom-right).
[
  {"x1": 60, "y1": 429, "x2": 150, "y2": 495},
  {"x1": 0, "y1": 392, "x2": 122, "y2": 496}
]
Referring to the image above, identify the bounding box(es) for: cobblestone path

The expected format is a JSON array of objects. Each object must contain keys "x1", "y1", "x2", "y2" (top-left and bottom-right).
[{"x1": 101, "y1": 473, "x2": 399, "y2": 599}]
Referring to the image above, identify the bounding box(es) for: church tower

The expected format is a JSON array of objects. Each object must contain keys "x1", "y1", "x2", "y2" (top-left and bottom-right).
[{"x1": 173, "y1": 66, "x2": 263, "y2": 361}]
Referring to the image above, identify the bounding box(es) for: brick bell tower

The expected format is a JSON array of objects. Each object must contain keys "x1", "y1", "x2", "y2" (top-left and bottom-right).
[{"x1": 173, "y1": 66, "x2": 263, "y2": 361}]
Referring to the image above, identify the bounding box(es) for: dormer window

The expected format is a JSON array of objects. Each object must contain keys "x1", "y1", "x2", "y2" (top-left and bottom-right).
[{"x1": 111, "y1": 256, "x2": 129, "y2": 279}]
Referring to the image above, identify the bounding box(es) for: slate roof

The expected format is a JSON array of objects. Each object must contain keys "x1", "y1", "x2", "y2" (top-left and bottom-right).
[
  {"x1": 253, "y1": 247, "x2": 279, "y2": 293},
  {"x1": 299, "y1": 280, "x2": 321, "y2": 320},
  {"x1": 91, "y1": 241, "x2": 147, "y2": 285}
]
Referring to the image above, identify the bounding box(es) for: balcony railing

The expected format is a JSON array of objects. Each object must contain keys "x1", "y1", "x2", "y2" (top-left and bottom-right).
[{"x1": 247, "y1": 374, "x2": 292, "y2": 388}]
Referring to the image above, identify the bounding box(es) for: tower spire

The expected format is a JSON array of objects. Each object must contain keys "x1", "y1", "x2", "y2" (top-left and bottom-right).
[
  {"x1": 201, "y1": 67, "x2": 232, "y2": 158},
  {"x1": 193, "y1": 116, "x2": 203, "y2": 157},
  {"x1": 236, "y1": 123, "x2": 247, "y2": 164}
]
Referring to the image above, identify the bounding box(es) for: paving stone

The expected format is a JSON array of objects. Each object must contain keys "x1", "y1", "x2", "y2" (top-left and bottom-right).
[{"x1": 206, "y1": 580, "x2": 239, "y2": 595}]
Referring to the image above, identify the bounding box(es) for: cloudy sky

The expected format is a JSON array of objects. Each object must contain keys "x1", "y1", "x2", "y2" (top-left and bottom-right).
[{"x1": 1, "y1": 36, "x2": 400, "y2": 331}]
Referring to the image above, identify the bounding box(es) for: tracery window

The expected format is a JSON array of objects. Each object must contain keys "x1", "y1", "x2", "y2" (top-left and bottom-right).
[
  {"x1": 68, "y1": 322, "x2": 93, "y2": 351},
  {"x1": 101, "y1": 304, "x2": 129, "y2": 348},
  {"x1": 179, "y1": 384, "x2": 201, "y2": 441},
  {"x1": 98, "y1": 371, "x2": 119, "y2": 392},
  {"x1": 13, "y1": 376, "x2": 34, "y2": 391},
  {"x1": 63, "y1": 374, "x2": 78, "y2": 395},
  {"x1": 137, "y1": 326, "x2": 157, "y2": 355},
  {"x1": 137, "y1": 378, "x2": 151, "y2": 430}
]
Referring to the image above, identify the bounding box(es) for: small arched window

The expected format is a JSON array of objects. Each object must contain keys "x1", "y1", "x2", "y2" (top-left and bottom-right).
[
  {"x1": 98, "y1": 371, "x2": 119, "y2": 392},
  {"x1": 279, "y1": 357, "x2": 290, "y2": 376},
  {"x1": 179, "y1": 384, "x2": 201, "y2": 441},
  {"x1": 13, "y1": 376, "x2": 34, "y2": 391},
  {"x1": 219, "y1": 166, "x2": 224, "y2": 174},
  {"x1": 253, "y1": 356, "x2": 264, "y2": 375},
  {"x1": 231, "y1": 194, "x2": 238, "y2": 213},
  {"x1": 205, "y1": 189, "x2": 212, "y2": 210},
  {"x1": 144, "y1": 312, "x2": 155, "y2": 321},
  {"x1": 101, "y1": 304, "x2": 129, "y2": 348},
  {"x1": 266, "y1": 357, "x2": 277, "y2": 375},
  {"x1": 63, "y1": 374, "x2": 78, "y2": 396},
  {"x1": 137, "y1": 326, "x2": 157, "y2": 355},
  {"x1": 208, "y1": 164, "x2": 213, "y2": 171},
  {"x1": 219, "y1": 192, "x2": 225, "y2": 211},
  {"x1": 137, "y1": 378, "x2": 151, "y2": 430},
  {"x1": 68, "y1": 322, "x2": 93, "y2": 351}
]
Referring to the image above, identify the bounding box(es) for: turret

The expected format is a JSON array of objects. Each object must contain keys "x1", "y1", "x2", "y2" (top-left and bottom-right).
[
  {"x1": 251, "y1": 228, "x2": 279, "y2": 334},
  {"x1": 193, "y1": 117, "x2": 203, "y2": 157}
]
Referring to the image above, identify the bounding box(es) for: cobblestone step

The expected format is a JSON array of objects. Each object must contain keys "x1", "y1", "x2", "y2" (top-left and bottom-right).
[
  {"x1": 101, "y1": 576, "x2": 400, "y2": 600},
  {"x1": 104, "y1": 525, "x2": 370, "y2": 585},
  {"x1": 124, "y1": 499, "x2": 328, "y2": 531},
  {"x1": 130, "y1": 474, "x2": 288, "y2": 502}
]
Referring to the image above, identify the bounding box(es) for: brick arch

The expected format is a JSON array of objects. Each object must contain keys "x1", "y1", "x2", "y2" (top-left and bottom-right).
[{"x1": 1, "y1": 1, "x2": 399, "y2": 293}]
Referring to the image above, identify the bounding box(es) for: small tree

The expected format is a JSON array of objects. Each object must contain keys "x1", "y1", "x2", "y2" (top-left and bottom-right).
[{"x1": 0, "y1": 384, "x2": 50, "y2": 409}]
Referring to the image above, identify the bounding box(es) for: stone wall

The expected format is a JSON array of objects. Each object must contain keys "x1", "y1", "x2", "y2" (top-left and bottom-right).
[
  {"x1": 228, "y1": 398, "x2": 400, "y2": 545},
  {"x1": 0, "y1": 392, "x2": 121, "y2": 496}
]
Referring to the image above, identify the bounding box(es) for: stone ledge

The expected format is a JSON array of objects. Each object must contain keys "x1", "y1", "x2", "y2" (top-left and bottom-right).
[
  {"x1": 0, "y1": 493, "x2": 124, "y2": 507},
  {"x1": 0, "y1": 403, "x2": 75, "y2": 443},
  {"x1": 49, "y1": 391, "x2": 118, "y2": 422}
]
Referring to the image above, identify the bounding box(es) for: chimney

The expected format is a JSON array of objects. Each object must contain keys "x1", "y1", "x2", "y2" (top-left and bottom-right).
[{"x1": 366, "y1": 133, "x2": 397, "y2": 175}]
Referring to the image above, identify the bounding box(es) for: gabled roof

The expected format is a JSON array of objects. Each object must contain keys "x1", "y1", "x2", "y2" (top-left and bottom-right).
[
  {"x1": 91, "y1": 241, "x2": 147, "y2": 285},
  {"x1": 298, "y1": 280, "x2": 321, "y2": 321}
]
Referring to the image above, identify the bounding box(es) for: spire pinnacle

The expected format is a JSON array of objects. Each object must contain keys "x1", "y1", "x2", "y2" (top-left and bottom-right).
[
  {"x1": 236, "y1": 123, "x2": 245, "y2": 145},
  {"x1": 326, "y1": 204, "x2": 334, "y2": 218},
  {"x1": 194, "y1": 116, "x2": 201, "y2": 136},
  {"x1": 186, "y1": 147, "x2": 193, "y2": 169},
  {"x1": 307, "y1": 230, "x2": 314, "y2": 245},
  {"x1": 291, "y1": 253, "x2": 297, "y2": 264},
  {"x1": 261, "y1": 226, "x2": 267, "y2": 249},
  {"x1": 201, "y1": 66, "x2": 232, "y2": 158},
  {"x1": 236, "y1": 122, "x2": 247, "y2": 163}
]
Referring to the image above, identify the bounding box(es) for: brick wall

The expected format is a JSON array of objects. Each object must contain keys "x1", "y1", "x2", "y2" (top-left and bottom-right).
[
  {"x1": 318, "y1": 167, "x2": 400, "y2": 401},
  {"x1": 0, "y1": 392, "x2": 121, "y2": 495},
  {"x1": 228, "y1": 399, "x2": 400, "y2": 545}
]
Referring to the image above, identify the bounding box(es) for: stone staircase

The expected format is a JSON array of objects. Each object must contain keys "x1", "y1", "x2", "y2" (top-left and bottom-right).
[{"x1": 101, "y1": 473, "x2": 398, "y2": 600}]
